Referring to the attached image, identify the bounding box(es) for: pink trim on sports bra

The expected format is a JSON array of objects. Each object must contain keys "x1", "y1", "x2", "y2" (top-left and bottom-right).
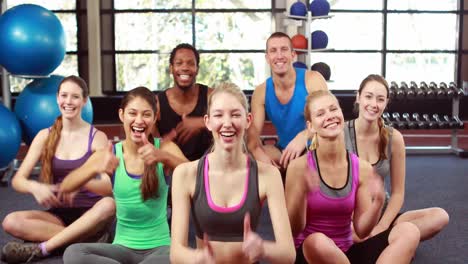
[{"x1": 204, "y1": 156, "x2": 250, "y2": 213}]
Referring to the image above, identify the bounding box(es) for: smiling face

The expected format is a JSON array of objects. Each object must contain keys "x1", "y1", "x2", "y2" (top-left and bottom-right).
[
  {"x1": 56, "y1": 81, "x2": 87, "y2": 120},
  {"x1": 119, "y1": 96, "x2": 156, "y2": 144},
  {"x1": 265, "y1": 36, "x2": 296, "y2": 76},
  {"x1": 356, "y1": 80, "x2": 389, "y2": 122},
  {"x1": 205, "y1": 90, "x2": 251, "y2": 152},
  {"x1": 306, "y1": 93, "x2": 344, "y2": 139},
  {"x1": 170, "y1": 48, "x2": 198, "y2": 91}
]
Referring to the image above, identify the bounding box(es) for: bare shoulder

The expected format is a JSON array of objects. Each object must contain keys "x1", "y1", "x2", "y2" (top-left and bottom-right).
[
  {"x1": 91, "y1": 130, "x2": 109, "y2": 150},
  {"x1": 306, "y1": 70, "x2": 328, "y2": 93},
  {"x1": 256, "y1": 160, "x2": 280, "y2": 179},
  {"x1": 172, "y1": 159, "x2": 199, "y2": 188},
  {"x1": 390, "y1": 128, "x2": 405, "y2": 149},
  {"x1": 30, "y1": 128, "x2": 50, "y2": 147},
  {"x1": 251, "y1": 82, "x2": 266, "y2": 103}
]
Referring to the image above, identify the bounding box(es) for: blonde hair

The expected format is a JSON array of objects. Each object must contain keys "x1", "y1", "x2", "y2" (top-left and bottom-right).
[
  {"x1": 207, "y1": 82, "x2": 249, "y2": 152},
  {"x1": 304, "y1": 90, "x2": 339, "y2": 151}
]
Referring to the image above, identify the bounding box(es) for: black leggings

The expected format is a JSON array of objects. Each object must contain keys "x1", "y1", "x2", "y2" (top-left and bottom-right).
[{"x1": 295, "y1": 227, "x2": 393, "y2": 264}]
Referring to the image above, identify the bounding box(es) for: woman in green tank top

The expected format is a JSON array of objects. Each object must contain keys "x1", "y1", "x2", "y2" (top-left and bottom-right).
[{"x1": 59, "y1": 87, "x2": 188, "y2": 264}]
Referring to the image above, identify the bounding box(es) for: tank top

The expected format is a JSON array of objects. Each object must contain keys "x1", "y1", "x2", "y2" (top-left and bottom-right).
[
  {"x1": 294, "y1": 150, "x2": 359, "y2": 252},
  {"x1": 112, "y1": 138, "x2": 170, "y2": 249},
  {"x1": 52, "y1": 126, "x2": 101, "y2": 208},
  {"x1": 344, "y1": 119, "x2": 392, "y2": 210},
  {"x1": 190, "y1": 154, "x2": 261, "y2": 242},
  {"x1": 157, "y1": 84, "x2": 212, "y2": 161},
  {"x1": 265, "y1": 68, "x2": 308, "y2": 150}
]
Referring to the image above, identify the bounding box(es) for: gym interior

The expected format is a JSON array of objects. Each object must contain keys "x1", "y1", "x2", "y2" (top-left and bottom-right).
[{"x1": 0, "y1": 0, "x2": 467, "y2": 263}]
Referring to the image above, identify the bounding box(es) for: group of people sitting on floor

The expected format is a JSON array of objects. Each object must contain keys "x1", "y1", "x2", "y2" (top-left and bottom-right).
[{"x1": 1, "y1": 32, "x2": 449, "y2": 264}]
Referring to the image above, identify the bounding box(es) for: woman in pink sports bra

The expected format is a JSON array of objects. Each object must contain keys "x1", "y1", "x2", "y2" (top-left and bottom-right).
[
  {"x1": 170, "y1": 83, "x2": 295, "y2": 264},
  {"x1": 285, "y1": 90, "x2": 420, "y2": 264}
]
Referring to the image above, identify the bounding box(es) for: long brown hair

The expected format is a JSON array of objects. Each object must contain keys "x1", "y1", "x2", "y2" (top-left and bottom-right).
[
  {"x1": 304, "y1": 90, "x2": 338, "y2": 151},
  {"x1": 120, "y1": 86, "x2": 160, "y2": 201},
  {"x1": 356, "y1": 74, "x2": 390, "y2": 160},
  {"x1": 40, "y1": 75, "x2": 89, "y2": 184}
]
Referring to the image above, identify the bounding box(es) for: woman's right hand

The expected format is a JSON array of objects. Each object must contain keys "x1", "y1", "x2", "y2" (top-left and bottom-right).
[
  {"x1": 194, "y1": 234, "x2": 215, "y2": 264},
  {"x1": 30, "y1": 182, "x2": 60, "y2": 208}
]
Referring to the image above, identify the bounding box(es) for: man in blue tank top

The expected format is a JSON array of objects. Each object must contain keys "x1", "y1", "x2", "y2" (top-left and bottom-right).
[
  {"x1": 248, "y1": 32, "x2": 328, "y2": 171},
  {"x1": 155, "y1": 43, "x2": 213, "y2": 161}
]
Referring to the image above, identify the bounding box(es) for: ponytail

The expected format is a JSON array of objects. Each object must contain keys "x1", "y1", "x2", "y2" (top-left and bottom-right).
[
  {"x1": 40, "y1": 116, "x2": 63, "y2": 184},
  {"x1": 378, "y1": 117, "x2": 389, "y2": 160},
  {"x1": 141, "y1": 134, "x2": 159, "y2": 201}
]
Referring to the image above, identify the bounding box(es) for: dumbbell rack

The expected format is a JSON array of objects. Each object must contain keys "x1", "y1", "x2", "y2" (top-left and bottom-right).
[
  {"x1": 284, "y1": 12, "x2": 333, "y2": 68},
  {"x1": 386, "y1": 82, "x2": 465, "y2": 156}
]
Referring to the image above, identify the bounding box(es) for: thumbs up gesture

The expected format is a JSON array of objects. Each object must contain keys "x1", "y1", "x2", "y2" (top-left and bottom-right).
[
  {"x1": 194, "y1": 233, "x2": 216, "y2": 264},
  {"x1": 137, "y1": 134, "x2": 163, "y2": 165},
  {"x1": 242, "y1": 213, "x2": 264, "y2": 262},
  {"x1": 91, "y1": 140, "x2": 119, "y2": 175}
]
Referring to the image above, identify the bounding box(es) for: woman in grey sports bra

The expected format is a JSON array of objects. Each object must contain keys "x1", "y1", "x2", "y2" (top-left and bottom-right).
[
  {"x1": 348, "y1": 74, "x2": 449, "y2": 242},
  {"x1": 170, "y1": 83, "x2": 295, "y2": 264}
]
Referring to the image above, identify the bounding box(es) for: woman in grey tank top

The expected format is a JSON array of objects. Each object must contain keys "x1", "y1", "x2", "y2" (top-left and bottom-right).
[{"x1": 350, "y1": 74, "x2": 449, "y2": 242}]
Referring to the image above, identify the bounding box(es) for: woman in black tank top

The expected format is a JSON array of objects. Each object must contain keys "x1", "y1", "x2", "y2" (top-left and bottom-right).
[{"x1": 170, "y1": 83, "x2": 295, "y2": 264}]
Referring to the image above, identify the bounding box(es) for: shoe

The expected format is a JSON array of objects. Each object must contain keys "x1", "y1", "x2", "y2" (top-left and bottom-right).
[{"x1": 1, "y1": 242, "x2": 43, "y2": 263}]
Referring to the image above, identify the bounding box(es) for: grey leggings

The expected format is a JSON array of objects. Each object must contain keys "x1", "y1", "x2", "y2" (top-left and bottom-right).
[{"x1": 63, "y1": 243, "x2": 170, "y2": 264}]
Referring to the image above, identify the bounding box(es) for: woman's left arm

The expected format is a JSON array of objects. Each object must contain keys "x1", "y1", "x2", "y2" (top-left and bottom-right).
[
  {"x1": 256, "y1": 163, "x2": 296, "y2": 264},
  {"x1": 376, "y1": 130, "x2": 406, "y2": 230},
  {"x1": 160, "y1": 140, "x2": 189, "y2": 172}
]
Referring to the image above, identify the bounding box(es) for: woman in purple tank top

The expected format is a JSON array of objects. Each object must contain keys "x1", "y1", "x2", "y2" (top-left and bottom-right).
[
  {"x1": 2, "y1": 76, "x2": 115, "y2": 263},
  {"x1": 285, "y1": 90, "x2": 420, "y2": 264},
  {"x1": 170, "y1": 83, "x2": 295, "y2": 264}
]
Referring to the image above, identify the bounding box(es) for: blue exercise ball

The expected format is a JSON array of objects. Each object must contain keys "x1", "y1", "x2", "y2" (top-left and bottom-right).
[
  {"x1": 0, "y1": 4, "x2": 66, "y2": 76},
  {"x1": 310, "y1": 0, "x2": 330, "y2": 17},
  {"x1": 293, "y1": 61, "x2": 308, "y2": 69},
  {"x1": 0, "y1": 104, "x2": 22, "y2": 168},
  {"x1": 14, "y1": 75, "x2": 93, "y2": 145},
  {"x1": 311, "y1": 30, "x2": 328, "y2": 49},
  {"x1": 290, "y1": 1, "x2": 307, "y2": 17}
]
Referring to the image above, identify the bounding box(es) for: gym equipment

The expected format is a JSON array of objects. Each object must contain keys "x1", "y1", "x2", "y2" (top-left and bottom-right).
[
  {"x1": 382, "y1": 112, "x2": 393, "y2": 127},
  {"x1": 0, "y1": 104, "x2": 22, "y2": 168},
  {"x1": 396, "y1": 83, "x2": 406, "y2": 100},
  {"x1": 290, "y1": 1, "x2": 308, "y2": 17},
  {"x1": 0, "y1": 4, "x2": 66, "y2": 76},
  {"x1": 310, "y1": 0, "x2": 330, "y2": 17},
  {"x1": 13, "y1": 75, "x2": 94, "y2": 145},
  {"x1": 420, "y1": 81, "x2": 435, "y2": 98},
  {"x1": 412, "y1": 113, "x2": 427, "y2": 129},
  {"x1": 391, "y1": 113, "x2": 406, "y2": 129},
  {"x1": 451, "y1": 116, "x2": 464, "y2": 129},
  {"x1": 401, "y1": 82, "x2": 415, "y2": 99},
  {"x1": 389, "y1": 82, "x2": 398, "y2": 99},
  {"x1": 410, "y1": 81, "x2": 424, "y2": 97},
  {"x1": 402, "y1": 113, "x2": 416, "y2": 129},
  {"x1": 443, "y1": 115, "x2": 456, "y2": 129},
  {"x1": 449, "y1": 82, "x2": 465, "y2": 97},
  {"x1": 291, "y1": 34, "x2": 308, "y2": 51},
  {"x1": 422, "y1": 114, "x2": 437, "y2": 129},
  {"x1": 311, "y1": 62, "x2": 331, "y2": 81},
  {"x1": 438, "y1": 82, "x2": 450, "y2": 97},
  {"x1": 432, "y1": 114, "x2": 448, "y2": 129},
  {"x1": 311, "y1": 30, "x2": 328, "y2": 49},
  {"x1": 293, "y1": 61, "x2": 308, "y2": 69},
  {"x1": 428, "y1": 82, "x2": 442, "y2": 98}
]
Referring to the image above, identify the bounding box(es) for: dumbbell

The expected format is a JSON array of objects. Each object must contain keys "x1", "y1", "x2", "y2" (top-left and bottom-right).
[
  {"x1": 451, "y1": 115, "x2": 464, "y2": 129},
  {"x1": 438, "y1": 82, "x2": 451, "y2": 97},
  {"x1": 391, "y1": 112, "x2": 406, "y2": 129},
  {"x1": 432, "y1": 114, "x2": 449, "y2": 129},
  {"x1": 396, "y1": 82, "x2": 407, "y2": 99},
  {"x1": 420, "y1": 81, "x2": 434, "y2": 98},
  {"x1": 382, "y1": 112, "x2": 393, "y2": 127},
  {"x1": 422, "y1": 114, "x2": 437, "y2": 129},
  {"x1": 401, "y1": 81, "x2": 415, "y2": 99},
  {"x1": 410, "y1": 81, "x2": 424, "y2": 98},
  {"x1": 412, "y1": 113, "x2": 428, "y2": 129},
  {"x1": 402, "y1": 113, "x2": 416, "y2": 129},
  {"x1": 428, "y1": 82, "x2": 439, "y2": 98},
  {"x1": 389, "y1": 82, "x2": 398, "y2": 99},
  {"x1": 443, "y1": 115, "x2": 456, "y2": 129},
  {"x1": 449, "y1": 82, "x2": 465, "y2": 97}
]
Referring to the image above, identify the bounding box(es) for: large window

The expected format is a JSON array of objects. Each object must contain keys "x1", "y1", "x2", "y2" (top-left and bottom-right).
[
  {"x1": 309, "y1": 0, "x2": 459, "y2": 90},
  {"x1": 5, "y1": 0, "x2": 79, "y2": 93},
  {"x1": 103, "y1": 0, "x2": 275, "y2": 92}
]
